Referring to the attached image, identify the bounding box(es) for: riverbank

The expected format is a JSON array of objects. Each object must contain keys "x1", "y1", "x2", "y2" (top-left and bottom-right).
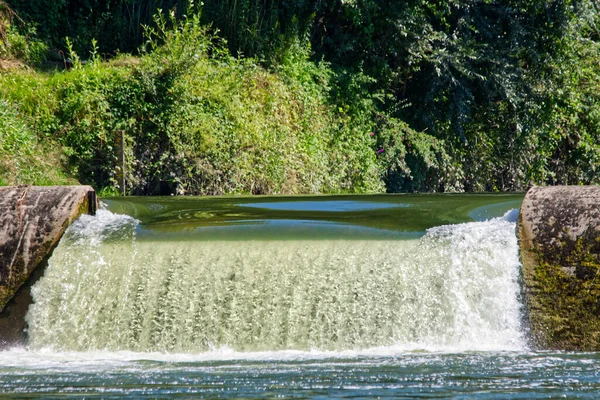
[
  {"x1": 3, "y1": 3, "x2": 600, "y2": 194},
  {"x1": 0, "y1": 31, "x2": 386, "y2": 195}
]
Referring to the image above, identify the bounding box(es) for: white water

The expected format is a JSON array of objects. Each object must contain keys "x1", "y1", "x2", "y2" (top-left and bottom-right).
[{"x1": 24, "y1": 210, "x2": 526, "y2": 354}]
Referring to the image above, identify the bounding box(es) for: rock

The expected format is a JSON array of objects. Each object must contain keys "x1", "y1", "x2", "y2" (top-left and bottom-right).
[
  {"x1": 0, "y1": 185, "x2": 97, "y2": 312},
  {"x1": 518, "y1": 185, "x2": 600, "y2": 350}
]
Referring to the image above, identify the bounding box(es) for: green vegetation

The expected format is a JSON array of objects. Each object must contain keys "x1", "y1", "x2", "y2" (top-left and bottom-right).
[
  {"x1": 0, "y1": 8, "x2": 384, "y2": 194},
  {"x1": 1, "y1": 0, "x2": 600, "y2": 194},
  {"x1": 0, "y1": 97, "x2": 74, "y2": 185},
  {"x1": 526, "y1": 233, "x2": 600, "y2": 350},
  {"x1": 0, "y1": 1, "x2": 46, "y2": 66}
]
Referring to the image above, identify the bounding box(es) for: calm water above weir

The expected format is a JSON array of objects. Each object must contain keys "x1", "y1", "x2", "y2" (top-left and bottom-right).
[
  {"x1": 102, "y1": 193, "x2": 524, "y2": 240},
  {"x1": 3, "y1": 194, "x2": 599, "y2": 398}
]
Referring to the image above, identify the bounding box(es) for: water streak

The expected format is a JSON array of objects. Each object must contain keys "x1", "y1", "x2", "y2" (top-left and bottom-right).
[{"x1": 26, "y1": 210, "x2": 525, "y2": 352}]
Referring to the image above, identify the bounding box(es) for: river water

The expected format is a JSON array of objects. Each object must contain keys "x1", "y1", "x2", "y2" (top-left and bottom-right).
[{"x1": 2, "y1": 194, "x2": 599, "y2": 398}]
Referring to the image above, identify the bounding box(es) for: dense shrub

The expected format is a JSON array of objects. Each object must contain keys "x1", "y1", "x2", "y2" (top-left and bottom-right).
[
  {"x1": 2, "y1": 1, "x2": 600, "y2": 193},
  {"x1": 0, "y1": 10, "x2": 385, "y2": 194},
  {"x1": 0, "y1": 1, "x2": 47, "y2": 66}
]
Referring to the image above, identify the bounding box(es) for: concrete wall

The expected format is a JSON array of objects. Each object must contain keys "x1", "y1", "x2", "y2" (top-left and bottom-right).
[
  {"x1": 518, "y1": 185, "x2": 600, "y2": 350},
  {"x1": 0, "y1": 186, "x2": 97, "y2": 314}
]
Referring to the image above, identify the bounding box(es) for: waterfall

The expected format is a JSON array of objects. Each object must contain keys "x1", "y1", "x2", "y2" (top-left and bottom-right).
[{"x1": 26, "y1": 209, "x2": 525, "y2": 352}]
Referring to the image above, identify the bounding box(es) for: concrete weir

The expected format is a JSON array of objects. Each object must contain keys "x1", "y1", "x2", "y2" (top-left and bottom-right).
[
  {"x1": 0, "y1": 185, "x2": 97, "y2": 343},
  {"x1": 518, "y1": 185, "x2": 600, "y2": 350}
]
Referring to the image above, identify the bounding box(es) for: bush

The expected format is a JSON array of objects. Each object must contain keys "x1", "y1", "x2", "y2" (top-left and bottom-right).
[
  {"x1": 373, "y1": 115, "x2": 462, "y2": 193},
  {"x1": 0, "y1": 2, "x2": 47, "y2": 66},
  {"x1": 0, "y1": 9, "x2": 386, "y2": 194}
]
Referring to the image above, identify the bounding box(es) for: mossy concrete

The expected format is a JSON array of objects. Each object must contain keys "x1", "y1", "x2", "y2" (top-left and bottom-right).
[
  {"x1": 518, "y1": 185, "x2": 600, "y2": 350},
  {"x1": 0, "y1": 185, "x2": 97, "y2": 314}
]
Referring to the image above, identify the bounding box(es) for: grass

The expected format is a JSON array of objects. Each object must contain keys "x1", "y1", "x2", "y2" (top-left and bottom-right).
[{"x1": 0, "y1": 99, "x2": 75, "y2": 185}]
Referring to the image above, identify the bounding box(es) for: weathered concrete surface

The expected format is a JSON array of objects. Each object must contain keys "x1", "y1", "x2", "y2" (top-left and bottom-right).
[
  {"x1": 518, "y1": 185, "x2": 600, "y2": 350},
  {"x1": 0, "y1": 185, "x2": 97, "y2": 313}
]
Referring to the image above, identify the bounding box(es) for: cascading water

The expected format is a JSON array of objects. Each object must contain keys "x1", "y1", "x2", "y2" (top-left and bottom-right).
[
  {"x1": 7, "y1": 197, "x2": 600, "y2": 398},
  {"x1": 25, "y1": 208, "x2": 525, "y2": 353}
]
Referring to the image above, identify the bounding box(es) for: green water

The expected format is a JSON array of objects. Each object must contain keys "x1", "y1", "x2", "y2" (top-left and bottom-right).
[
  {"x1": 102, "y1": 193, "x2": 524, "y2": 240},
  {"x1": 3, "y1": 193, "x2": 598, "y2": 398}
]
